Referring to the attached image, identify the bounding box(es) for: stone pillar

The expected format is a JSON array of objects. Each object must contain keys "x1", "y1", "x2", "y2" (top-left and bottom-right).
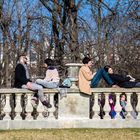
[
  {"x1": 125, "y1": 92, "x2": 133, "y2": 119},
  {"x1": 104, "y1": 93, "x2": 110, "y2": 119},
  {"x1": 114, "y1": 93, "x2": 121, "y2": 119},
  {"x1": 37, "y1": 100, "x2": 45, "y2": 120},
  {"x1": 136, "y1": 92, "x2": 140, "y2": 119},
  {"x1": 65, "y1": 63, "x2": 82, "y2": 88},
  {"x1": 15, "y1": 94, "x2": 22, "y2": 120},
  {"x1": 59, "y1": 89, "x2": 90, "y2": 119},
  {"x1": 26, "y1": 93, "x2": 33, "y2": 120},
  {"x1": 46, "y1": 94, "x2": 56, "y2": 119},
  {"x1": 3, "y1": 94, "x2": 11, "y2": 120},
  {"x1": 92, "y1": 92, "x2": 100, "y2": 119}
]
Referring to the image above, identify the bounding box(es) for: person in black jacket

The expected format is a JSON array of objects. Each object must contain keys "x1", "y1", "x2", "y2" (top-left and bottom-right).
[
  {"x1": 104, "y1": 65, "x2": 140, "y2": 88},
  {"x1": 14, "y1": 54, "x2": 52, "y2": 108}
]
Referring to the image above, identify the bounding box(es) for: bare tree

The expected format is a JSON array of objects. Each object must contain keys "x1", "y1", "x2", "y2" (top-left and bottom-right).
[
  {"x1": 39, "y1": 0, "x2": 84, "y2": 62},
  {"x1": 0, "y1": 0, "x2": 139, "y2": 87}
]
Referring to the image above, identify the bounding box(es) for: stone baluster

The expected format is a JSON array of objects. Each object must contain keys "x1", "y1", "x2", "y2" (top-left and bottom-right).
[
  {"x1": 15, "y1": 93, "x2": 22, "y2": 120},
  {"x1": 104, "y1": 93, "x2": 110, "y2": 119},
  {"x1": 26, "y1": 93, "x2": 33, "y2": 120},
  {"x1": 136, "y1": 92, "x2": 140, "y2": 119},
  {"x1": 37, "y1": 100, "x2": 45, "y2": 120},
  {"x1": 3, "y1": 94, "x2": 11, "y2": 120},
  {"x1": 92, "y1": 92, "x2": 100, "y2": 119},
  {"x1": 114, "y1": 93, "x2": 122, "y2": 119},
  {"x1": 125, "y1": 92, "x2": 133, "y2": 119},
  {"x1": 47, "y1": 94, "x2": 55, "y2": 119}
]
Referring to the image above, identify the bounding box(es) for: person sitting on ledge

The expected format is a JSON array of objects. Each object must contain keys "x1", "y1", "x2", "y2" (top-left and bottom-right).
[
  {"x1": 78, "y1": 57, "x2": 117, "y2": 95},
  {"x1": 36, "y1": 58, "x2": 60, "y2": 88},
  {"x1": 104, "y1": 65, "x2": 140, "y2": 88},
  {"x1": 14, "y1": 54, "x2": 52, "y2": 108}
]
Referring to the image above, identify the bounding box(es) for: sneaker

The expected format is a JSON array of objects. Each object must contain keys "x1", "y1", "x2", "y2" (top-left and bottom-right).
[{"x1": 42, "y1": 100, "x2": 52, "y2": 108}]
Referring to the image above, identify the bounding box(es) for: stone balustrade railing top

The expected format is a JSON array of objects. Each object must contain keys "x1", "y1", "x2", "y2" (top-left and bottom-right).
[{"x1": 0, "y1": 88, "x2": 140, "y2": 129}]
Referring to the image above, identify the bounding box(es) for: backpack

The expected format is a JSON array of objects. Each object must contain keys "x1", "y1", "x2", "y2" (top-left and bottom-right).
[{"x1": 62, "y1": 78, "x2": 72, "y2": 88}]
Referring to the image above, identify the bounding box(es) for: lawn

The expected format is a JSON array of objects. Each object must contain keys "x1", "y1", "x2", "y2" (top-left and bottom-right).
[{"x1": 0, "y1": 128, "x2": 140, "y2": 140}]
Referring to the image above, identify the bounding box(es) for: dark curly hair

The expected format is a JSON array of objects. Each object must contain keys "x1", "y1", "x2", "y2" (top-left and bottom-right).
[
  {"x1": 44, "y1": 58, "x2": 54, "y2": 66},
  {"x1": 82, "y1": 57, "x2": 91, "y2": 64},
  {"x1": 104, "y1": 65, "x2": 112, "y2": 72}
]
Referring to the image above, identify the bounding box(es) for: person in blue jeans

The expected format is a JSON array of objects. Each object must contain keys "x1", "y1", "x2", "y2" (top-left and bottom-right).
[
  {"x1": 79, "y1": 57, "x2": 117, "y2": 95},
  {"x1": 90, "y1": 68, "x2": 115, "y2": 88},
  {"x1": 35, "y1": 58, "x2": 60, "y2": 88}
]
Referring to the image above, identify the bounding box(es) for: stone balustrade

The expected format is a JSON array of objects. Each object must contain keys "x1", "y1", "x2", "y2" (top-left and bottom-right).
[{"x1": 0, "y1": 88, "x2": 140, "y2": 129}]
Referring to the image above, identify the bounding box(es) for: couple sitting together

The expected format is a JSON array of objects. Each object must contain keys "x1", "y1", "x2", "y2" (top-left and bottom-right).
[
  {"x1": 14, "y1": 54, "x2": 60, "y2": 108},
  {"x1": 79, "y1": 57, "x2": 139, "y2": 119},
  {"x1": 79, "y1": 57, "x2": 140, "y2": 95}
]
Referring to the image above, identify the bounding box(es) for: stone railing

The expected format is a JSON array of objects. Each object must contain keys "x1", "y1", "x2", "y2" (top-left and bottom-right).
[
  {"x1": 0, "y1": 63, "x2": 140, "y2": 129},
  {"x1": 0, "y1": 88, "x2": 58, "y2": 121},
  {"x1": 0, "y1": 88, "x2": 140, "y2": 129},
  {"x1": 90, "y1": 88, "x2": 140, "y2": 120}
]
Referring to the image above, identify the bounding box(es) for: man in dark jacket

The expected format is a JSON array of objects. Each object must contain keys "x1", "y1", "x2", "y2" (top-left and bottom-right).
[
  {"x1": 14, "y1": 54, "x2": 52, "y2": 108},
  {"x1": 104, "y1": 65, "x2": 140, "y2": 88}
]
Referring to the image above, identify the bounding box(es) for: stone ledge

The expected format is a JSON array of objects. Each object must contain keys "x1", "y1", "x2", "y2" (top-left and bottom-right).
[
  {"x1": 0, "y1": 88, "x2": 140, "y2": 94},
  {"x1": 0, "y1": 88, "x2": 58, "y2": 94},
  {"x1": 0, "y1": 88, "x2": 80, "y2": 94},
  {"x1": 90, "y1": 88, "x2": 140, "y2": 93},
  {"x1": 1, "y1": 119, "x2": 140, "y2": 129}
]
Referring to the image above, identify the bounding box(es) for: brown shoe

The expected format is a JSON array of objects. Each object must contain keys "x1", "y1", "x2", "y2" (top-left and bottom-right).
[{"x1": 42, "y1": 101, "x2": 52, "y2": 108}]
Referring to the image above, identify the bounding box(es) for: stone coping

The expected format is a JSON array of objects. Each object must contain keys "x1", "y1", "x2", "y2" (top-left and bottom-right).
[
  {"x1": 90, "y1": 88, "x2": 140, "y2": 93},
  {"x1": 0, "y1": 88, "x2": 139, "y2": 94},
  {"x1": 0, "y1": 88, "x2": 78, "y2": 94}
]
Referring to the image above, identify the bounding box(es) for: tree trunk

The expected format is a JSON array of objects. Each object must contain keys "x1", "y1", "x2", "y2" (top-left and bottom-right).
[{"x1": 69, "y1": 0, "x2": 80, "y2": 62}]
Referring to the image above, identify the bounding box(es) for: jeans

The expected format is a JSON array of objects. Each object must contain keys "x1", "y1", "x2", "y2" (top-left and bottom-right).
[
  {"x1": 135, "y1": 82, "x2": 140, "y2": 87},
  {"x1": 91, "y1": 68, "x2": 114, "y2": 88},
  {"x1": 22, "y1": 83, "x2": 45, "y2": 102},
  {"x1": 36, "y1": 79, "x2": 59, "y2": 88}
]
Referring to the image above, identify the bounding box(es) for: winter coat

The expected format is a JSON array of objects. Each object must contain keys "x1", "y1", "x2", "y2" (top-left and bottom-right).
[
  {"x1": 14, "y1": 63, "x2": 31, "y2": 88},
  {"x1": 78, "y1": 65, "x2": 93, "y2": 95},
  {"x1": 109, "y1": 73, "x2": 137, "y2": 88}
]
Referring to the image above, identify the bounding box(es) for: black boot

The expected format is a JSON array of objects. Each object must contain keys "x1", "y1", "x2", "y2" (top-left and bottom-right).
[{"x1": 42, "y1": 100, "x2": 52, "y2": 108}]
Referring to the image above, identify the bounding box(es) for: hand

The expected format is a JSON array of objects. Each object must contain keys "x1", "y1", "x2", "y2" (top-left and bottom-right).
[
  {"x1": 92, "y1": 72, "x2": 96, "y2": 77},
  {"x1": 26, "y1": 82, "x2": 32, "y2": 89},
  {"x1": 127, "y1": 75, "x2": 135, "y2": 82},
  {"x1": 112, "y1": 84, "x2": 119, "y2": 88}
]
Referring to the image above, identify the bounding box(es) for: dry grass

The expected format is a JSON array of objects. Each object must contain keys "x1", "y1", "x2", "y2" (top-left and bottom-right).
[{"x1": 0, "y1": 128, "x2": 140, "y2": 140}]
